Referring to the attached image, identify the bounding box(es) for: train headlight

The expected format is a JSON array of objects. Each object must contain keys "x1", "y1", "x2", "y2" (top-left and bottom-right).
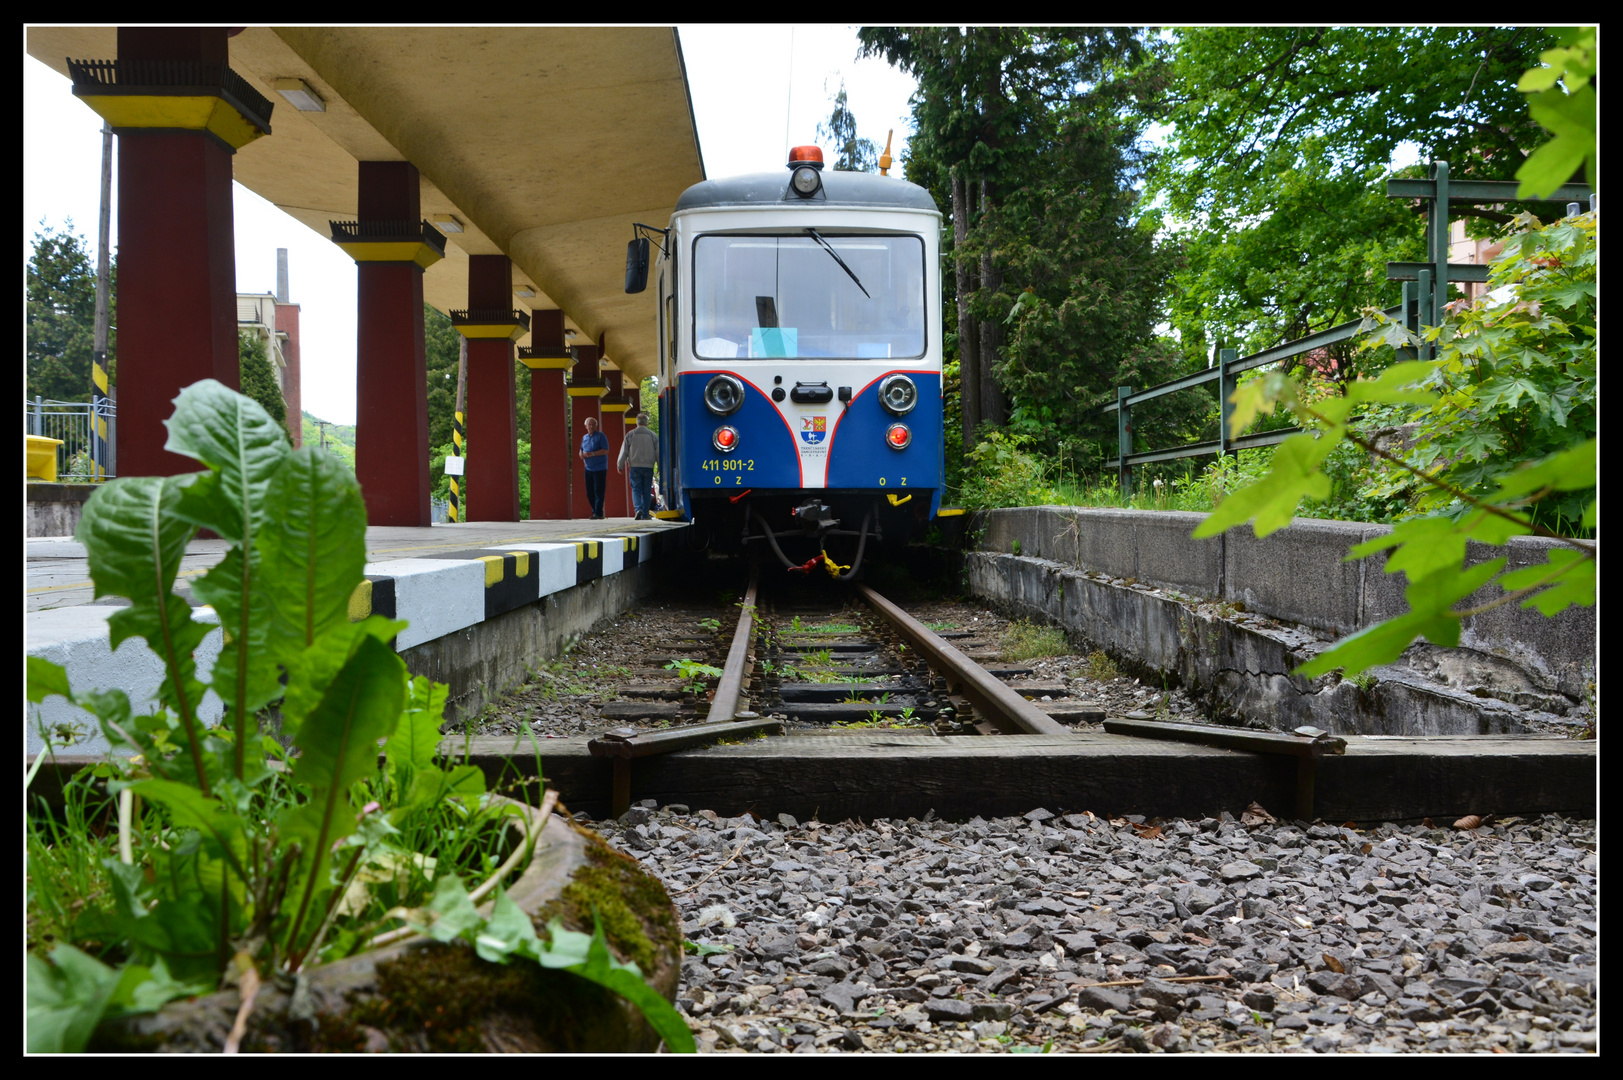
[
  {"x1": 878, "y1": 374, "x2": 918, "y2": 416},
  {"x1": 713, "y1": 426, "x2": 740, "y2": 453},
  {"x1": 885, "y1": 423, "x2": 911, "y2": 450},
  {"x1": 788, "y1": 145, "x2": 824, "y2": 197},
  {"x1": 703, "y1": 374, "x2": 745, "y2": 415}
]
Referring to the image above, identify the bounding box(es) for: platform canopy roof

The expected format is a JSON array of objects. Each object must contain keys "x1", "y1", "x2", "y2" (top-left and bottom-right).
[{"x1": 25, "y1": 26, "x2": 706, "y2": 385}]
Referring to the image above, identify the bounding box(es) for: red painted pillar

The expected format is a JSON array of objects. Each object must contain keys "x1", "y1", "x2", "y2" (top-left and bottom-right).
[
  {"x1": 519, "y1": 309, "x2": 571, "y2": 520},
  {"x1": 82, "y1": 28, "x2": 259, "y2": 477},
  {"x1": 567, "y1": 345, "x2": 604, "y2": 520},
  {"x1": 462, "y1": 256, "x2": 521, "y2": 522},
  {"x1": 345, "y1": 162, "x2": 434, "y2": 526},
  {"x1": 601, "y1": 370, "x2": 629, "y2": 519}
]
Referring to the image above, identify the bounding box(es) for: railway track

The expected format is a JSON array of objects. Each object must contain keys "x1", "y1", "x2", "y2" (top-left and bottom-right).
[{"x1": 582, "y1": 568, "x2": 1121, "y2": 815}]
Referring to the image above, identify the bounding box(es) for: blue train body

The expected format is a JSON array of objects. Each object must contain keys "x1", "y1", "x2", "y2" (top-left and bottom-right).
[{"x1": 641, "y1": 151, "x2": 945, "y2": 575}]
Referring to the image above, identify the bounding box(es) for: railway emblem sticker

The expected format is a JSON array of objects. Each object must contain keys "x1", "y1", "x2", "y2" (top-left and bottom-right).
[{"x1": 800, "y1": 416, "x2": 827, "y2": 445}]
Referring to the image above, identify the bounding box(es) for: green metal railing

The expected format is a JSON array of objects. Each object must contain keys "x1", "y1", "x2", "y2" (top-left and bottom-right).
[{"x1": 1103, "y1": 160, "x2": 1595, "y2": 493}]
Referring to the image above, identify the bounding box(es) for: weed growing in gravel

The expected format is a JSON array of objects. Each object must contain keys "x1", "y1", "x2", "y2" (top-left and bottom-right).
[
  {"x1": 1001, "y1": 620, "x2": 1068, "y2": 661},
  {"x1": 807, "y1": 623, "x2": 859, "y2": 635},
  {"x1": 698, "y1": 618, "x2": 721, "y2": 633},
  {"x1": 528, "y1": 658, "x2": 594, "y2": 699},
  {"x1": 1083, "y1": 651, "x2": 1119, "y2": 681},
  {"x1": 665, "y1": 658, "x2": 722, "y2": 694}
]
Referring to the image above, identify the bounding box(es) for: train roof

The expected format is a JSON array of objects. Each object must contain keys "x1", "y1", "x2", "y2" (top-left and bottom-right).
[{"x1": 673, "y1": 169, "x2": 939, "y2": 214}]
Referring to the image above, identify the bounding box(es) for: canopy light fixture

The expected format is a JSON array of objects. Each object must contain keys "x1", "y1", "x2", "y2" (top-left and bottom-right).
[
  {"x1": 273, "y1": 78, "x2": 325, "y2": 112},
  {"x1": 564, "y1": 329, "x2": 578, "y2": 339},
  {"x1": 431, "y1": 214, "x2": 464, "y2": 233},
  {"x1": 515, "y1": 287, "x2": 535, "y2": 298}
]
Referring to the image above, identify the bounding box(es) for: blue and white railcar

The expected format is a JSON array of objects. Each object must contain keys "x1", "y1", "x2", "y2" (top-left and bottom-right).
[{"x1": 637, "y1": 146, "x2": 943, "y2": 577}]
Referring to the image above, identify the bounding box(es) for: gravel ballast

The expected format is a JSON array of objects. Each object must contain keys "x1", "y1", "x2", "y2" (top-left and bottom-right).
[{"x1": 591, "y1": 803, "x2": 1597, "y2": 1054}]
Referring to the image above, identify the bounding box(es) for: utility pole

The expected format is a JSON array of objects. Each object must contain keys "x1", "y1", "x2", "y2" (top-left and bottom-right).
[
  {"x1": 91, "y1": 122, "x2": 114, "y2": 480},
  {"x1": 450, "y1": 334, "x2": 467, "y2": 522},
  {"x1": 316, "y1": 419, "x2": 330, "y2": 451}
]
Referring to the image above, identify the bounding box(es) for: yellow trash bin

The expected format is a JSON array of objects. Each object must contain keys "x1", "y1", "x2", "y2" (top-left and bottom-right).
[{"x1": 26, "y1": 435, "x2": 64, "y2": 482}]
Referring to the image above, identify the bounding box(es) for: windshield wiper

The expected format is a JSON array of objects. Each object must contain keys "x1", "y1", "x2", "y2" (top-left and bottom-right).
[{"x1": 805, "y1": 229, "x2": 871, "y2": 298}]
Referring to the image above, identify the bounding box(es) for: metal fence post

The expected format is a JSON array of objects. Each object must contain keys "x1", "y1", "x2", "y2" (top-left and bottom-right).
[
  {"x1": 1417, "y1": 269, "x2": 1433, "y2": 360},
  {"x1": 1427, "y1": 159, "x2": 1449, "y2": 334},
  {"x1": 32, "y1": 396, "x2": 43, "y2": 436},
  {"x1": 1116, "y1": 386, "x2": 1133, "y2": 496},
  {"x1": 1217, "y1": 348, "x2": 1237, "y2": 458}
]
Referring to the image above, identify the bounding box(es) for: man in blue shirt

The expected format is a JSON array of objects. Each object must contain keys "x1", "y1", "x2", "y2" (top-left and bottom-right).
[{"x1": 579, "y1": 415, "x2": 611, "y2": 519}]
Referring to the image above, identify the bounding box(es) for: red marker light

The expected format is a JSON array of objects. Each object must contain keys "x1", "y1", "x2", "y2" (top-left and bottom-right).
[
  {"x1": 713, "y1": 426, "x2": 739, "y2": 452},
  {"x1": 886, "y1": 423, "x2": 911, "y2": 449},
  {"x1": 788, "y1": 145, "x2": 825, "y2": 166}
]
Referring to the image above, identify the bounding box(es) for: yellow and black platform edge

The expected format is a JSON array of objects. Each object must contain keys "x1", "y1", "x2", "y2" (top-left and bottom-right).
[
  {"x1": 573, "y1": 540, "x2": 604, "y2": 585},
  {"x1": 418, "y1": 549, "x2": 541, "y2": 619}
]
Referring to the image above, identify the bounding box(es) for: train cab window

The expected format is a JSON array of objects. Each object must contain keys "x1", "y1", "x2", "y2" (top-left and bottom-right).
[{"x1": 693, "y1": 234, "x2": 925, "y2": 360}]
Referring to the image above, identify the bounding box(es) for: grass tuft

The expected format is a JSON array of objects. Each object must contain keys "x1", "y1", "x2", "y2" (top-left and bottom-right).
[{"x1": 1000, "y1": 620, "x2": 1069, "y2": 661}]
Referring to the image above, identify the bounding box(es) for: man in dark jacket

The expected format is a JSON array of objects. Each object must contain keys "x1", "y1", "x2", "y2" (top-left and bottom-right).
[{"x1": 617, "y1": 416, "x2": 660, "y2": 520}]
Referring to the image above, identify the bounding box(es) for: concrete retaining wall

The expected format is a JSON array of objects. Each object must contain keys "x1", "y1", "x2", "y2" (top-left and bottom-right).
[
  {"x1": 966, "y1": 507, "x2": 1595, "y2": 737},
  {"x1": 28, "y1": 482, "x2": 96, "y2": 538}
]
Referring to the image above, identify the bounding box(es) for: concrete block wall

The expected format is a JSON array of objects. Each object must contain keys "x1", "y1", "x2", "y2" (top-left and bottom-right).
[{"x1": 968, "y1": 507, "x2": 1595, "y2": 735}]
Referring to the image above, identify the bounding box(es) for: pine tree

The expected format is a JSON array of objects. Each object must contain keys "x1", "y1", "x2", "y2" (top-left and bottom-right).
[
  {"x1": 27, "y1": 221, "x2": 116, "y2": 403},
  {"x1": 817, "y1": 81, "x2": 878, "y2": 172},
  {"x1": 238, "y1": 330, "x2": 288, "y2": 427}
]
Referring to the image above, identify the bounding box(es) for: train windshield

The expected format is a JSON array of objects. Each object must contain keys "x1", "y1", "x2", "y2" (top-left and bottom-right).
[{"x1": 693, "y1": 234, "x2": 925, "y2": 360}]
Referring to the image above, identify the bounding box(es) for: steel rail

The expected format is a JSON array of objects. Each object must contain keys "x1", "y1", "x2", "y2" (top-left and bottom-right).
[
  {"x1": 708, "y1": 564, "x2": 759, "y2": 724},
  {"x1": 856, "y1": 585, "x2": 1070, "y2": 737}
]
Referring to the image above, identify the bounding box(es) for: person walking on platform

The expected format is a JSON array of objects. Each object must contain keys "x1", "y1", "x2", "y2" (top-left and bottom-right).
[
  {"x1": 618, "y1": 415, "x2": 660, "y2": 520},
  {"x1": 579, "y1": 416, "x2": 610, "y2": 519}
]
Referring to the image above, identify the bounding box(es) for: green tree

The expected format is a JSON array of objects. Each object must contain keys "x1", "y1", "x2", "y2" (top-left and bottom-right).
[
  {"x1": 424, "y1": 305, "x2": 461, "y2": 456},
  {"x1": 985, "y1": 93, "x2": 1193, "y2": 461},
  {"x1": 237, "y1": 331, "x2": 287, "y2": 428},
  {"x1": 423, "y1": 304, "x2": 531, "y2": 499},
  {"x1": 26, "y1": 221, "x2": 116, "y2": 403},
  {"x1": 859, "y1": 27, "x2": 1147, "y2": 450},
  {"x1": 1144, "y1": 27, "x2": 1560, "y2": 362},
  {"x1": 816, "y1": 80, "x2": 878, "y2": 172},
  {"x1": 638, "y1": 376, "x2": 659, "y2": 435}
]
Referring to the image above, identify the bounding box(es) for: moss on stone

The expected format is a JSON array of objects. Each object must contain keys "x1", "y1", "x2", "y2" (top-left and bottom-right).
[
  {"x1": 342, "y1": 939, "x2": 623, "y2": 1052},
  {"x1": 537, "y1": 821, "x2": 679, "y2": 977}
]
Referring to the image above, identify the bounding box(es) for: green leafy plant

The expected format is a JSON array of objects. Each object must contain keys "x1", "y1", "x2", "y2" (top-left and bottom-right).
[
  {"x1": 25, "y1": 380, "x2": 692, "y2": 1053},
  {"x1": 697, "y1": 618, "x2": 721, "y2": 633},
  {"x1": 1514, "y1": 27, "x2": 1596, "y2": 198},
  {"x1": 1194, "y1": 212, "x2": 1595, "y2": 679},
  {"x1": 664, "y1": 658, "x2": 722, "y2": 694},
  {"x1": 1082, "y1": 651, "x2": 1119, "y2": 681}
]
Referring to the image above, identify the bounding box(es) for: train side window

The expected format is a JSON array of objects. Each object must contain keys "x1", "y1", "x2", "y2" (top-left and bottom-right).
[{"x1": 665, "y1": 292, "x2": 675, "y2": 376}]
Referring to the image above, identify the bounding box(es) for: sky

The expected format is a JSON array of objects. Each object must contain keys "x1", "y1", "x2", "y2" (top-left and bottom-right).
[{"x1": 23, "y1": 26, "x2": 918, "y2": 426}]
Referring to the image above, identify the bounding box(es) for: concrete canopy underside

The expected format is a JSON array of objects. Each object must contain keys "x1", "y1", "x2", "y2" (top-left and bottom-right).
[{"x1": 26, "y1": 26, "x2": 704, "y2": 386}]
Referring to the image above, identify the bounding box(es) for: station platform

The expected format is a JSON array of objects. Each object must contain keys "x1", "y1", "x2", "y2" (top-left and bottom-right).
[
  {"x1": 26, "y1": 517, "x2": 691, "y2": 756},
  {"x1": 26, "y1": 516, "x2": 685, "y2": 613}
]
